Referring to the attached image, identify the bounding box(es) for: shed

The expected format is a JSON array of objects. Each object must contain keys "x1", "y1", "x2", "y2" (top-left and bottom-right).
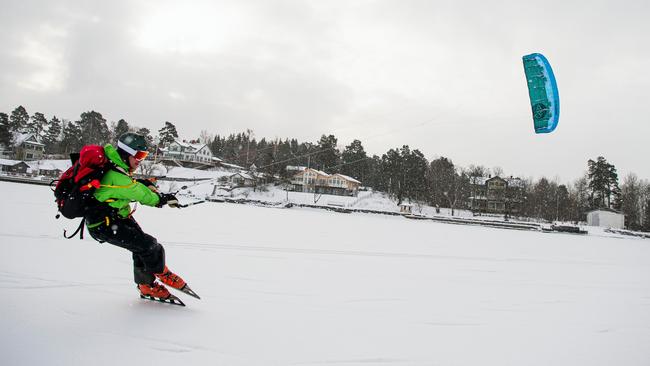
[
  {"x1": 8, "y1": 162, "x2": 30, "y2": 174},
  {"x1": 228, "y1": 172, "x2": 255, "y2": 187},
  {"x1": 399, "y1": 203, "x2": 413, "y2": 214},
  {"x1": 586, "y1": 209, "x2": 624, "y2": 229}
]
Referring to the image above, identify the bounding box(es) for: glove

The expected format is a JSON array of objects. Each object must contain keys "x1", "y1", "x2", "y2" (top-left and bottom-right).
[{"x1": 157, "y1": 193, "x2": 179, "y2": 208}]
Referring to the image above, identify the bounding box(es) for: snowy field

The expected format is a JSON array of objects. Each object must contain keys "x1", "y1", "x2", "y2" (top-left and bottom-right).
[{"x1": 1, "y1": 181, "x2": 650, "y2": 366}]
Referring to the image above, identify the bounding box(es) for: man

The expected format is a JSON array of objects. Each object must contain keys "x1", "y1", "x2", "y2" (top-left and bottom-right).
[{"x1": 85, "y1": 132, "x2": 197, "y2": 304}]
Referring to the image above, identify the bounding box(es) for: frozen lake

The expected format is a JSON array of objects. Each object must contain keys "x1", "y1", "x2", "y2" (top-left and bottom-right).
[{"x1": 1, "y1": 181, "x2": 649, "y2": 365}]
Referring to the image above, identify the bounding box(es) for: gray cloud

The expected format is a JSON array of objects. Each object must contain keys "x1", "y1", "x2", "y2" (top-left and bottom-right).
[{"x1": 1, "y1": 0, "x2": 649, "y2": 182}]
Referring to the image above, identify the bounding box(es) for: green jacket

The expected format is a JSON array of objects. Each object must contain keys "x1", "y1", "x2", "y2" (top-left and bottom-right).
[{"x1": 93, "y1": 144, "x2": 160, "y2": 219}]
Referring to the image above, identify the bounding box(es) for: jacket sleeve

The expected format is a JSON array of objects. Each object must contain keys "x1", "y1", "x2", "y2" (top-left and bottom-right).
[{"x1": 95, "y1": 172, "x2": 161, "y2": 207}]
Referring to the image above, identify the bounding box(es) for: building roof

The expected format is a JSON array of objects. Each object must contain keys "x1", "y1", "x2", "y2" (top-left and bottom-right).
[
  {"x1": 221, "y1": 162, "x2": 245, "y2": 170},
  {"x1": 162, "y1": 139, "x2": 209, "y2": 153},
  {"x1": 0, "y1": 158, "x2": 21, "y2": 166},
  {"x1": 587, "y1": 208, "x2": 622, "y2": 214},
  {"x1": 471, "y1": 176, "x2": 524, "y2": 188},
  {"x1": 26, "y1": 160, "x2": 71, "y2": 171},
  {"x1": 333, "y1": 173, "x2": 361, "y2": 184},
  {"x1": 174, "y1": 140, "x2": 207, "y2": 151},
  {"x1": 286, "y1": 165, "x2": 307, "y2": 172},
  {"x1": 311, "y1": 169, "x2": 330, "y2": 177},
  {"x1": 13, "y1": 133, "x2": 44, "y2": 146},
  {"x1": 504, "y1": 177, "x2": 524, "y2": 188}
]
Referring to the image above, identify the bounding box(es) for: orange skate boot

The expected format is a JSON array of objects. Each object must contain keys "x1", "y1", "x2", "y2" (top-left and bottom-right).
[
  {"x1": 138, "y1": 281, "x2": 184, "y2": 306},
  {"x1": 155, "y1": 266, "x2": 200, "y2": 299}
]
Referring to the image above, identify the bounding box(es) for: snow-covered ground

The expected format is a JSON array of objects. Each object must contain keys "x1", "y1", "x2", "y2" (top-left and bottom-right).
[{"x1": 2, "y1": 181, "x2": 650, "y2": 366}]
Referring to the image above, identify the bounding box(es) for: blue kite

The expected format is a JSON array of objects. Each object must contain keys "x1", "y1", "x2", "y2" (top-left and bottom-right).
[{"x1": 522, "y1": 53, "x2": 560, "y2": 133}]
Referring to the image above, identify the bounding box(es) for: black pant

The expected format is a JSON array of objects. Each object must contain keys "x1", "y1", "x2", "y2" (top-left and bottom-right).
[{"x1": 88, "y1": 216, "x2": 165, "y2": 285}]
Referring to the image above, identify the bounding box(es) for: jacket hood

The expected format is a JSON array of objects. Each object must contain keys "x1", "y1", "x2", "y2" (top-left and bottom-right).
[{"x1": 104, "y1": 144, "x2": 130, "y2": 171}]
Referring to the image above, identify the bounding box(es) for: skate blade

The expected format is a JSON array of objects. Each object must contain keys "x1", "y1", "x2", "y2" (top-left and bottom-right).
[
  {"x1": 179, "y1": 284, "x2": 201, "y2": 299},
  {"x1": 140, "y1": 294, "x2": 186, "y2": 306}
]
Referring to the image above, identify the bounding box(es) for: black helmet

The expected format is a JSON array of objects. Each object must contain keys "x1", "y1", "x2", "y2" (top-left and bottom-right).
[{"x1": 117, "y1": 132, "x2": 149, "y2": 160}]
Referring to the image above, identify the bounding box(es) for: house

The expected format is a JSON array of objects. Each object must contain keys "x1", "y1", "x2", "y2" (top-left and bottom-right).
[
  {"x1": 160, "y1": 139, "x2": 221, "y2": 169},
  {"x1": 289, "y1": 167, "x2": 361, "y2": 197},
  {"x1": 228, "y1": 172, "x2": 256, "y2": 187},
  {"x1": 26, "y1": 160, "x2": 70, "y2": 178},
  {"x1": 468, "y1": 176, "x2": 524, "y2": 215},
  {"x1": 0, "y1": 159, "x2": 21, "y2": 173},
  {"x1": 586, "y1": 209, "x2": 624, "y2": 229},
  {"x1": 290, "y1": 167, "x2": 330, "y2": 193},
  {"x1": 13, "y1": 133, "x2": 44, "y2": 161},
  {"x1": 6, "y1": 161, "x2": 30, "y2": 174},
  {"x1": 328, "y1": 174, "x2": 361, "y2": 196}
]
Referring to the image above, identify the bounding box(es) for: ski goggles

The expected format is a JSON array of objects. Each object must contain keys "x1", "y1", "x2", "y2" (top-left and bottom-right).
[
  {"x1": 134, "y1": 150, "x2": 149, "y2": 161},
  {"x1": 117, "y1": 141, "x2": 150, "y2": 161}
]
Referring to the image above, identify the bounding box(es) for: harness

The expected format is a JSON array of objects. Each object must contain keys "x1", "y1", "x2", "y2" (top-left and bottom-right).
[{"x1": 69, "y1": 164, "x2": 141, "y2": 239}]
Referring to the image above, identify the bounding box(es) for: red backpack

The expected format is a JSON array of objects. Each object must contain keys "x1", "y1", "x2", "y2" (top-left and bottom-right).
[{"x1": 52, "y1": 145, "x2": 109, "y2": 237}]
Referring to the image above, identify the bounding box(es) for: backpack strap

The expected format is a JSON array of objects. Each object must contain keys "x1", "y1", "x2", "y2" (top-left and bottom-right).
[{"x1": 64, "y1": 218, "x2": 86, "y2": 240}]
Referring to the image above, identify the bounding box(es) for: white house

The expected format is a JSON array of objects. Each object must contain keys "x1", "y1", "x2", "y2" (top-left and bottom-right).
[
  {"x1": 586, "y1": 209, "x2": 625, "y2": 229},
  {"x1": 13, "y1": 133, "x2": 45, "y2": 161},
  {"x1": 160, "y1": 139, "x2": 221, "y2": 168}
]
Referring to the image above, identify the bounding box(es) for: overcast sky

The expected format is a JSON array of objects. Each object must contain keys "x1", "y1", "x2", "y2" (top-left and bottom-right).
[{"x1": 1, "y1": 0, "x2": 648, "y2": 182}]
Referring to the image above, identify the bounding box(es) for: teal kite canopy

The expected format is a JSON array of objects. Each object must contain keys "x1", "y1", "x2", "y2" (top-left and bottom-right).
[{"x1": 522, "y1": 53, "x2": 560, "y2": 133}]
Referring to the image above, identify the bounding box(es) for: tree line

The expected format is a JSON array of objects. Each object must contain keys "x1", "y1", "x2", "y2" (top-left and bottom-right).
[
  {"x1": 207, "y1": 130, "x2": 649, "y2": 231},
  {"x1": 2, "y1": 105, "x2": 649, "y2": 230}
]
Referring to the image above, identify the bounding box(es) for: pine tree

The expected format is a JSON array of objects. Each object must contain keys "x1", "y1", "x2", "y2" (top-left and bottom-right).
[
  {"x1": 381, "y1": 148, "x2": 403, "y2": 203},
  {"x1": 340, "y1": 139, "x2": 368, "y2": 182},
  {"x1": 9, "y1": 106, "x2": 29, "y2": 133},
  {"x1": 60, "y1": 120, "x2": 83, "y2": 154},
  {"x1": 275, "y1": 139, "x2": 294, "y2": 178},
  {"x1": 43, "y1": 116, "x2": 62, "y2": 154},
  {"x1": 427, "y1": 156, "x2": 456, "y2": 207},
  {"x1": 27, "y1": 112, "x2": 48, "y2": 137},
  {"x1": 0, "y1": 113, "x2": 12, "y2": 149},
  {"x1": 78, "y1": 111, "x2": 110, "y2": 145},
  {"x1": 313, "y1": 134, "x2": 340, "y2": 172},
  {"x1": 210, "y1": 135, "x2": 224, "y2": 157},
  {"x1": 531, "y1": 178, "x2": 554, "y2": 221},
  {"x1": 158, "y1": 121, "x2": 179, "y2": 146},
  {"x1": 587, "y1": 156, "x2": 621, "y2": 209},
  {"x1": 112, "y1": 119, "x2": 130, "y2": 141},
  {"x1": 136, "y1": 127, "x2": 154, "y2": 144},
  {"x1": 401, "y1": 147, "x2": 428, "y2": 203},
  {"x1": 363, "y1": 155, "x2": 382, "y2": 189}
]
